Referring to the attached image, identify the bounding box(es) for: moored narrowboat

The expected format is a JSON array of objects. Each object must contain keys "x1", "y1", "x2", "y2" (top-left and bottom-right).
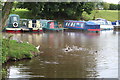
[
  {"x1": 40, "y1": 20, "x2": 64, "y2": 31},
  {"x1": 64, "y1": 20, "x2": 100, "y2": 32},
  {"x1": 64, "y1": 20, "x2": 85, "y2": 30},
  {"x1": 28, "y1": 19, "x2": 43, "y2": 32},
  {"x1": 4, "y1": 14, "x2": 21, "y2": 32},
  {"x1": 89, "y1": 18, "x2": 114, "y2": 30}
]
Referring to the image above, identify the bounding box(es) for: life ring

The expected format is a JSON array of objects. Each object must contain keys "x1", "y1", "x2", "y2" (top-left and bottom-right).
[{"x1": 13, "y1": 22, "x2": 18, "y2": 27}]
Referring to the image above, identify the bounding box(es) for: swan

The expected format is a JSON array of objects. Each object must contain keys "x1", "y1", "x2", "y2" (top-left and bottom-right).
[
  {"x1": 36, "y1": 45, "x2": 40, "y2": 50},
  {"x1": 64, "y1": 46, "x2": 72, "y2": 52},
  {"x1": 26, "y1": 42, "x2": 29, "y2": 44}
]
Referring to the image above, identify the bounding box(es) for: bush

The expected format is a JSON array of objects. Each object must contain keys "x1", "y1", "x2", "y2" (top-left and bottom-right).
[{"x1": 1, "y1": 36, "x2": 38, "y2": 63}]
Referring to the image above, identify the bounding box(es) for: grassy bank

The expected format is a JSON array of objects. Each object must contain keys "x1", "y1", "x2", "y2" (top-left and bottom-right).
[
  {"x1": 82, "y1": 10, "x2": 119, "y2": 21},
  {"x1": 11, "y1": 9, "x2": 119, "y2": 21},
  {"x1": 11, "y1": 9, "x2": 33, "y2": 19},
  {"x1": 2, "y1": 37, "x2": 38, "y2": 63}
]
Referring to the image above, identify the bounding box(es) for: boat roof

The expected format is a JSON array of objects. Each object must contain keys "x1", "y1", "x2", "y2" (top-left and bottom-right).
[
  {"x1": 64, "y1": 20, "x2": 85, "y2": 23},
  {"x1": 9, "y1": 14, "x2": 19, "y2": 17},
  {"x1": 40, "y1": 20, "x2": 55, "y2": 23},
  {"x1": 115, "y1": 20, "x2": 120, "y2": 22},
  {"x1": 95, "y1": 18, "x2": 106, "y2": 21},
  {"x1": 20, "y1": 19, "x2": 29, "y2": 20},
  {"x1": 85, "y1": 21, "x2": 100, "y2": 25}
]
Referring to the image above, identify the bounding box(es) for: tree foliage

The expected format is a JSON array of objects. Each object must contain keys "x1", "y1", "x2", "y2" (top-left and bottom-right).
[
  {"x1": 118, "y1": 4, "x2": 120, "y2": 10},
  {"x1": 109, "y1": 4, "x2": 119, "y2": 10},
  {"x1": 103, "y1": 2, "x2": 110, "y2": 10},
  {"x1": 16, "y1": 2, "x2": 95, "y2": 20}
]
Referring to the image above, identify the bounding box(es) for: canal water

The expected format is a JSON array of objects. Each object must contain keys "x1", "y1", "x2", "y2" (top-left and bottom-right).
[{"x1": 2, "y1": 30, "x2": 118, "y2": 78}]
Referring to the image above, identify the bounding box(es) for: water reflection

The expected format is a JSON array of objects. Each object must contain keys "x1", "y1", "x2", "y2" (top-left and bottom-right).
[{"x1": 2, "y1": 30, "x2": 118, "y2": 78}]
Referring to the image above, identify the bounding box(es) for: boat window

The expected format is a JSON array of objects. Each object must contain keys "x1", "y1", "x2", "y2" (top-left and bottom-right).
[
  {"x1": 81, "y1": 23, "x2": 84, "y2": 28},
  {"x1": 23, "y1": 22, "x2": 27, "y2": 26},
  {"x1": 76, "y1": 23, "x2": 80, "y2": 25},
  {"x1": 13, "y1": 17, "x2": 18, "y2": 22},
  {"x1": 119, "y1": 22, "x2": 120, "y2": 25},
  {"x1": 71, "y1": 22, "x2": 75, "y2": 26},
  {"x1": 65, "y1": 22, "x2": 69, "y2": 26},
  {"x1": 42, "y1": 23, "x2": 46, "y2": 27},
  {"x1": 95, "y1": 21, "x2": 105, "y2": 25}
]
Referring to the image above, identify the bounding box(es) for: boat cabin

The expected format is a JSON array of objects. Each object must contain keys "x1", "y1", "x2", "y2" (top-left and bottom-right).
[
  {"x1": 40, "y1": 20, "x2": 63, "y2": 31},
  {"x1": 7, "y1": 14, "x2": 20, "y2": 28},
  {"x1": 64, "y1": 20, "x2": 85, "y2": 29},
  {"x1": 89, "y1": 20, "x2": 113, "y2": 30},
  {"x1": 27, "y1": 19, "x2": 43, "y2": 32},
  {"x1": 4, "y1": 14, "x2": 21, "y2": 32}
]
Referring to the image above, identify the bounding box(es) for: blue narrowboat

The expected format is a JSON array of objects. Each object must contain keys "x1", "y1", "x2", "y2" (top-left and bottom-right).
[
  {"x1": 89, "y1": 18, "x2": 114, "y2": 30},
  {"x1": 64, "y1": 20, "x2": 85, "y2": 30},
  {"x1": 64, "y1": 20, "x2": 100, "y2": 31},
  {"x1": 4, "y1": 14, "x2": 21, "y2": 32},
  {"x1": 40, "y1": 20, "x2": 64, "y2": 31}
]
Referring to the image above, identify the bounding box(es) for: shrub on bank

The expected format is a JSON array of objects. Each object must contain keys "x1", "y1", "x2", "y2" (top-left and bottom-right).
[{"x1": 2, "y1": 38, "x2": 38, "y2": 63}]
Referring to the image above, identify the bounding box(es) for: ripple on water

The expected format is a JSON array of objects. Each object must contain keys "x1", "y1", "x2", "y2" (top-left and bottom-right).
[{"x1": 44, "y1": 61, "x2": 59, "y2": 64}]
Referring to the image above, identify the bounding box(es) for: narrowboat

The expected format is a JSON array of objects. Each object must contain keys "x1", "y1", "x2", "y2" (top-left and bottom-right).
[
  {"x1": 20, "y1": 19, "x2": 43, "y2": 32},
  {"x1": 64, "y1": 20, "x2": 85, "y2": 30},
  {"x1": 4, "y1": 14, "x2": 21, "y2": 32},
  {"x1": 64, "y1": 20, "x2": 100, "y2": 32},
  {"x1": 28, "y1": 19, "x2": 43, "y2": 32},
  {"x1": 40, "y1": 20, "x2": 64, "y2": 31},
  {"x1": 89, "y1": 18, "x2": 114, "y2": 30}
]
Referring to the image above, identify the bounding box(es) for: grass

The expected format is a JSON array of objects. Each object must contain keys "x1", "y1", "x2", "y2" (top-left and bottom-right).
[
  {"x1": 11, "y1": 9, "x2": 33, "y2": 19},
  {"x1": 82, "y1": 10, "x2": 119, "y2": 21},
  {"x1": 11, "y1": 9, "x2": 119, "y2": 21},
  {"x1": 2, "y1": 38, "x2": 38, "y2": 63},
  {"x1": 8, "y1": 40, "x2": 37, "y2": 59}
]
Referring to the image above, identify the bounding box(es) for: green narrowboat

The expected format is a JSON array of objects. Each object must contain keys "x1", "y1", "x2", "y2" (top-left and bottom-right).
[
  {"x1": 4, "y1": 14, "x2": 21, "y2": 32},
  {"x1": 40, "y1": 20, "x2": 64, "y2": 31}
]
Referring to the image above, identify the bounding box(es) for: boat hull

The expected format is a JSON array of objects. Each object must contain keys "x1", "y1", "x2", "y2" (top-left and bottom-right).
[
  {"x1": 5, "y1": 28, "x2": 21, "y2": 33},
  {"x1": 32, "y1": 28, "x2": 43, "y2": 32},
  {"x1": 100, "y1": 25, "x2": 114, "y2": 30},
  {"x1": 43, "y1": 28, "x2": 64, "y2": 32}
]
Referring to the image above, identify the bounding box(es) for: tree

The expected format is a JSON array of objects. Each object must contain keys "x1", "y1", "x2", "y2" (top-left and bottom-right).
[
  {"x1": 109, "y1": 4, "x2": 118, "y2": 10},
  {"x1": 17, "y1": 2, "x2": 95, "y2": 20},
  {"x1": 103, "y1": 2, "x2": 110, "y2": 10},
  {"x1": 92, "y1": 2, "x2": 102, "y2": 20},
  {"x1": 2, "y1": 2, "x2": 13, "y2": 28},
  {"x1": 118, "y1": 4, "x2": 120, "y2": 10}
]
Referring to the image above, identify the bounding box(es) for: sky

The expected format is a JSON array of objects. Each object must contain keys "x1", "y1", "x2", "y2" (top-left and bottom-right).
[
  {"x1": 103, "y1": 0, "x2": 119, "y2": 4},
  {"x1": 2, "y1": 0, "x2": 120, "y2": 4}
]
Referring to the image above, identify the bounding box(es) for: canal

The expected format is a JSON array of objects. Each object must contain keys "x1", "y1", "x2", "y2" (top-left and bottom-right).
[{"x1": 2, "y1": 30, "x2": 118, "y2": 78}]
